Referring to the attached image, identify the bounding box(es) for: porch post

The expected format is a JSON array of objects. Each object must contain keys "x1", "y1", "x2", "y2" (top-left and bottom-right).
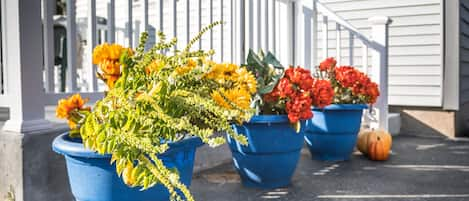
[
  {"x1": 369, "y1": 16, "x2": 391, "y2": 131},
  {"x1": 1, "y1": 0, "x2": 52, "y2": 133}
]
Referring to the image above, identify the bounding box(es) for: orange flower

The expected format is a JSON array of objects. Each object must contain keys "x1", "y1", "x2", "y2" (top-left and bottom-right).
[
  {"x1": 105, "y1": 74, "x2": 120, "y2": 89},
  {"x1": 319, "y1": 57, "x2": 337, "y2": 71},
  {"x1": 56, "y1": 94, "x2": 89, "y2": 119},
  {"x1": 99, "y1": 60, "x2": 121, "y2": 75},
  {"x1": 312, "y1": 80, "x2": 334, "y2": 108}
]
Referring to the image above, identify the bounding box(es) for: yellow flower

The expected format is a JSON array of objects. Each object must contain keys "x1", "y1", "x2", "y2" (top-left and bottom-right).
[
  {"x1": 211, "y1": 88, "x2": 251, "y2": 110},
  {"x1": 145, "y1": 60, "x2": 165, "y2": 75},
  {"x1": 205, "y1": 63, "x2": 239, "y2": 83},
  {"x1": 234, "y1": 67, "x2": 257, "y2": 94}
]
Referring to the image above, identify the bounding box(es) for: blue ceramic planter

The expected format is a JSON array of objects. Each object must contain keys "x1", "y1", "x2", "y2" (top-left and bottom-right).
[
  {"x1": 227, "y1": 115, "x2": 304, "y2": 188},
  {"x1": 305, "y1": 104, "x2": 367, "y2": 161},
  {"x1": 52, "y1": 133, "x2": 203, "y2": 201}
]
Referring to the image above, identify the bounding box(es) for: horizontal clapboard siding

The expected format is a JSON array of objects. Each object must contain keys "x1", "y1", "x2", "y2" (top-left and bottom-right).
[
  {"x1": 461, "y1": 0, "x2": 469, "y2": 103},
  {"x1": 319, "y1": 0, "x2": 443, "y2": 107}
]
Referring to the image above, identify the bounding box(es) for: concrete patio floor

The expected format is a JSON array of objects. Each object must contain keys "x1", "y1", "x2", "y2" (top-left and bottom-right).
[{"x1": 191, "y1": 135, "x2": 469, "y2": 201}]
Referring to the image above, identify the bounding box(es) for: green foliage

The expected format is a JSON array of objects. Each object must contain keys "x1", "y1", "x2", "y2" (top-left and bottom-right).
[
  {"x1": 80, "y1": 22, "x2": 252, "y2": 201},
  {"x1": 243, "y1": 49, "x2": 285, "y2": 114}
]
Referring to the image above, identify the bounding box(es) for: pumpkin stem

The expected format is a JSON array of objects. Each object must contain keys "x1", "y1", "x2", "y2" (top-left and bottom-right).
[{"x1": 377, "y1": 136, "x2": 381, "y2": 141}]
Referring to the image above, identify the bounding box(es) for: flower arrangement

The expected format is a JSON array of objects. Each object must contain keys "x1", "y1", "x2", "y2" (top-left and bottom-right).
[
  {"x1": 244, "y1": 50, "x2": 324, "y2": 128},
  {"x1": 316, "y1": 57, "x2": 379, "y2": 104},
  {"x1": 55, "y1": 22, "x2": 256, "y2": 201}
]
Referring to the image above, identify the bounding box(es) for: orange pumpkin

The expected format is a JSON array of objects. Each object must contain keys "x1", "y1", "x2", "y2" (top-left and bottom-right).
[
  {"x1": 368, "y1": 136, "x2": 390, "y2": 161},
  {"x1": 356, "y1": 129, "x2": 392, "y2": 154}
]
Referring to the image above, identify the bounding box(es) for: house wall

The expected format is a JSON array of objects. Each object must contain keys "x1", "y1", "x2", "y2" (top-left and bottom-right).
[
  {"x1": 317, "y1": 0, "x2": 443, "y2": 107},
  {"x1": 458, "y1": 0, "x2": 469, "y2": 136},
  {"x1": 460, "y1": 1, "x2": 469, "y2": 103}
]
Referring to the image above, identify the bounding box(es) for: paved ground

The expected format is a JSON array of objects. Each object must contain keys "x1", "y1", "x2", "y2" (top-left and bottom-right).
[{"x1": 191, "y1": 135, "x2": 469, "y2": 201}]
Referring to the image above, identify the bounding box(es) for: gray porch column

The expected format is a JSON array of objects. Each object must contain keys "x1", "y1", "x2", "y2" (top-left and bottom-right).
[{"x1": 0, "y1": 0, "x2": 72, "y2": 201}]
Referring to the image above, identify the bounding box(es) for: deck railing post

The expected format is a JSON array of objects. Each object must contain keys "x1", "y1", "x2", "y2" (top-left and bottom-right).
[
  {"x1": 1, "y1": 0, "x2": 52, "y2": 133},
  {"x1": 369, "y1": 16, "x2": 391, "y2": 131}
]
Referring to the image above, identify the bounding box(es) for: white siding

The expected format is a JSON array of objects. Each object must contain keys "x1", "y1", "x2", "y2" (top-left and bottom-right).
[
  {"x1": 460, "y1": 0, "x2": 469, "y2": 103},
  {"x1": 318, "y1": 0, "x2": 443, "y2": 107}
]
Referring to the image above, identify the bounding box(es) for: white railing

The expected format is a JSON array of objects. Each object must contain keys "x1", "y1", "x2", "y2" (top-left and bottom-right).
[
  {"x1": 0, "y1": 0, "x2": 389, "y2": 132},
  {"x1": 293, "y1": 0, "x2": 391, "y2": 131}
]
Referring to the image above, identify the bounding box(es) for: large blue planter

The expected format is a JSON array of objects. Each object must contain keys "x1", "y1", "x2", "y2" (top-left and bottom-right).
[
  {"x1": 52, "y1": 133, "x2": 203, "y2": 201},
  {"x1": 227, "y1": 115, "x2": 305, "y2": 188},
  {"x1": 305, "y1": 104, "x2": 367, "y2": 161}
]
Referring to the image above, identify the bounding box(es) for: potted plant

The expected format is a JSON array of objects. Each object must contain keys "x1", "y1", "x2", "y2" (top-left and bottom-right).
[
  {"x1": 305, "y1": 57, "x2": 380, "y2": 161},
  {"x1": 52, "y1": 22, "x2": 256, "y2": 201},
  {"x1": 226, "y1": 50, "x2": 316, "y2": 188}
]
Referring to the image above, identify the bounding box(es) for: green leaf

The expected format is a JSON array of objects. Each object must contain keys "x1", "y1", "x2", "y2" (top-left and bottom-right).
[{"x1": 263, "y1": 51, "x2": 283, "y2": 68}]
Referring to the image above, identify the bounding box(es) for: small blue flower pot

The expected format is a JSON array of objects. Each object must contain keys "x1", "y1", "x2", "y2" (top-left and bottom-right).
[
  {"x1": 305, "y1": 104, "x2": 367, "y2": 161},
  {"x1": 227, "y1": 115, "x2": 305, "y2": 189},
  {"x1": 52, "y1": 133, "x2": 203, "y2": 201}
]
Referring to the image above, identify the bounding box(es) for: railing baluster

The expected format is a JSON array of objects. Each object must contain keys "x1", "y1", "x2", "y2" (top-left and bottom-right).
[
  {"x1": 264, "y1": 0, "x2": 269, "y2": 51},
  {"x1": 230, "y1": 0, "x2": 234, "y2": 62},
  {"x1": 66, "y1": 0, "x2": 78, "y2": 91},
  {"x1": 127, "y1": 0, "x2": 133, "y2": 48},
  {"x1": 42, "y1": 0, "x2": 55, "y2": 92},
  {"x1": 172, "y1": 0, "x2": 177, "y2": 49},
  {"x1": 107, "y1": 0, "x2": 115, "y2": 43},
  {"x1": 142, "y1": 0, "x2": 149, "y2": 33},
  {"x1": 257, "y1": 0, "x2": 261, "y2": 51},
  {"x1": 322, "y1": 15, "x2": 328, "y2": 60},
  {"x1": 362, "y1": 41, "x2": 368, "y2": 74},
  {"x1": 209, "y1": 0, "x2": 213, "y2": 52},
  {"x1": 186, "y1": 0, "x2": 190, "y2": 46},
  {"x1": 159, "y1": 0, "x2": 164, "y2": 31},
  {"x1": 235, "y1": 0, "x2": 245, "y2": 63},
  {"x1": 220, "y1": 0, "x2": 224, "y2": 61},
  {"x1": 88, "y1": 0, "x2": 98, "y2": 91},
  {"x1": 198, "y1": 0, "x2": 202, "y2": 50},
  {"x1": 349, "y1": 32, "x2": 354, "y2": 66},
  {"x1": 272, "y1": 0, "x2": 277, "y2": 54},
  {"x1": 248, "y1": 0, "x2": 253, "y2": 49},
  {"x1": 311, "y1": 0, "x2": 317, "y2": 67},
  {"x1": 336, "y1": 23, "x2": 341, "y2": 65}
]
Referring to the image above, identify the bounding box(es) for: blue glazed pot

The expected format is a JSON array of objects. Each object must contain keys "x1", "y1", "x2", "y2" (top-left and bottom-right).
[
  {"x1": 305, "y1": 104, "x2": 367, "y2": 161},
  {"x1": 52, "y1": 133, "x2": 203, "y2": 201},
  {"x1": 227, "y1": 115, "x2": 305, "y2": 188}
]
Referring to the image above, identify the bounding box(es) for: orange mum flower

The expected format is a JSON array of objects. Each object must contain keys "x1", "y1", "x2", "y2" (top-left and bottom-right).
[{"x1": 319, "y1": 57, "x2": 337, "y2": 71}]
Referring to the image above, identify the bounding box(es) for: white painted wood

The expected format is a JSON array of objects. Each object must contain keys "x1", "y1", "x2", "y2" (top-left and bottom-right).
[
  {"x1": 88, "y1": 0, "x2": 98, "y2": 91},
  {"x1": 336, "y1": 23, "x2": 341, "y2": 65},
  {"x1": 127, "y1": 0, "x2": 133, "y2": 47},
  {"x1": 1, "y1": 0, "x2": 52, "y2": 133},
  {"x1": 66, "y1": 0, "x2": 78, "y2": 92},
  {"x1": 142, "y1": 0, "x2": 149, "y2": 33},
  {"x1": 317, "y1": 0, "x2": 443, "y2": 107},
  {"x1": 361, "y1": 41, "x2": 368, "y2": 74},
  {"x1": 235, "y1": 0, "x2": 245, "y2": 64},
  {"x1": 311, "y1": 0, "x2": 318, "y2": 67},
  {"x1": 322, "y1": 16, "x2": 328, "y2": 60},
  {"x1": 247, "y1": 0, "x2": 253, "y2": 50},
  {"x1": 220, "y1": 0, "x2": 224, "y2": 61},
  {"x1": 348, "y1": 32, "x2": 354, "y2": 65},
  {"x1": 198, "y1": 0, "x2": 202, "y2": 49},
  {"x1": 369, "y1": 16, "x2": 391, "y2": 131},
  {"x1": 42, "y1": 0, "x2": 55, "y2": 93},
  {"x1": 107, "y1": 0, "x2": 115, "y2": 43},
  {"x1": 45, "y1": 92, "x2": 104, "y2": 105}
]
